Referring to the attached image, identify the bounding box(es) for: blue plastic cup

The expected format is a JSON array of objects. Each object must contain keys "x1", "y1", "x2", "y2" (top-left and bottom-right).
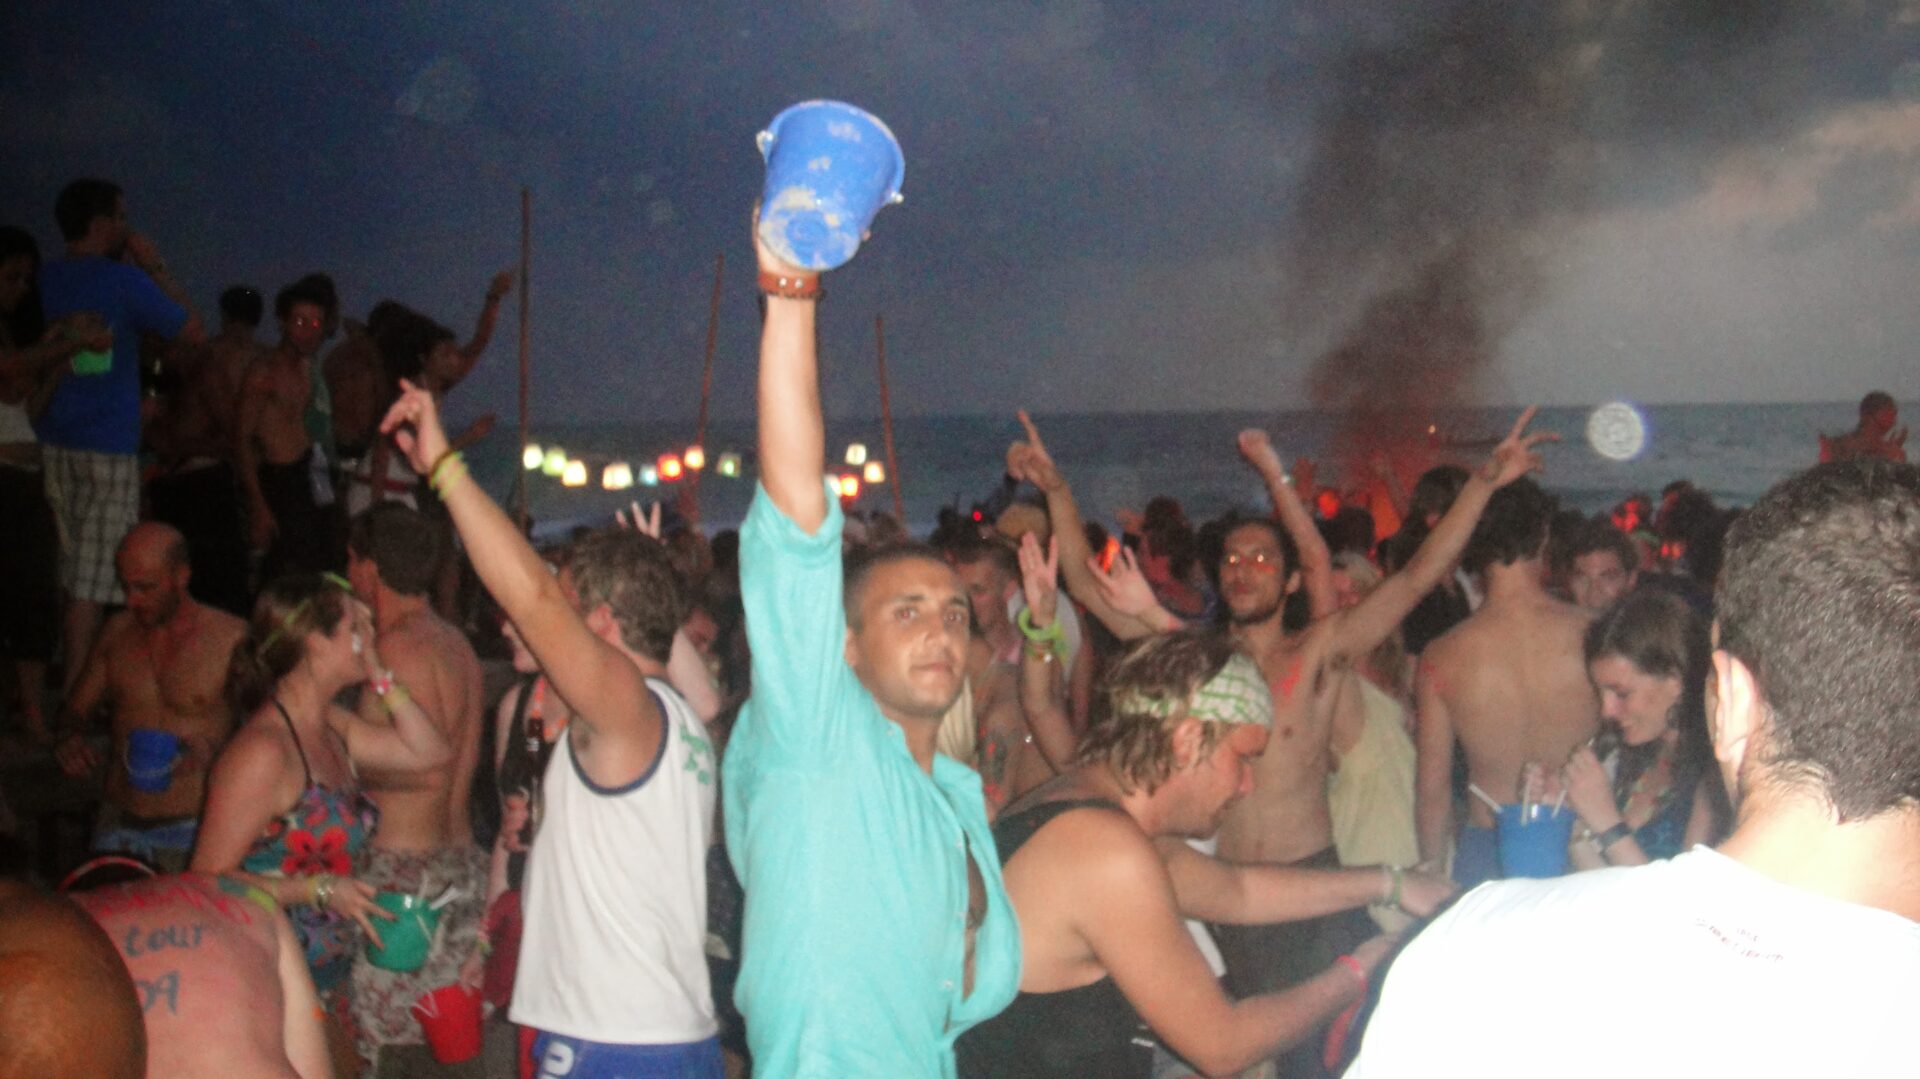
[
  {"x1": 756, "y1": 100, "x2": 906, "y2": 272},
  {"x1": 1495, "y1": 802, "x2": 1575, "y2": 879},
  {"x1": 124, "y1": 729, "x2": 182, "y2": 793}
]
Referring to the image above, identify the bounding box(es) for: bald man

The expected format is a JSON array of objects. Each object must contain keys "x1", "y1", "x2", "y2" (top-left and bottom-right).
[
  {"x1": 55, "y1": 522, "x2": 248, "y2": 871},
  {"x1": 0, "y1": 878, "x2": 146, "y2": 1078},
  {"x1": 72, "y1": 872, "x2": 332, "y2": 1078},
  {"x1": 0, "y1": 873, "x2": 331, "y2": 1079}
]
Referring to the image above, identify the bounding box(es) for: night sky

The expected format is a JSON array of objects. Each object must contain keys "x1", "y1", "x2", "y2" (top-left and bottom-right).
[{"x1": 7, "y1": 1, "x2": 1919, "y2": 433}]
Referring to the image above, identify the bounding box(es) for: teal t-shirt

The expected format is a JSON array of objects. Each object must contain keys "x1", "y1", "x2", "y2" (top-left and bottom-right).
[{"x1": 724, "y1": 482, "x2": 1021, "y2": 1078}]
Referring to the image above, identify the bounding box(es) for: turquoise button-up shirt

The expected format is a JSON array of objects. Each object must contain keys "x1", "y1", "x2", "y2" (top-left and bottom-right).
[{"x1": 725, "y1": 483, "x2": 1021, "y2": 1078}]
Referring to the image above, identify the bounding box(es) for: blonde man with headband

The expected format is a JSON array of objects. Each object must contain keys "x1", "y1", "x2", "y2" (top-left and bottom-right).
[{"x1": 957, "y1": 629, "x2": 1456, "y2": 1079}]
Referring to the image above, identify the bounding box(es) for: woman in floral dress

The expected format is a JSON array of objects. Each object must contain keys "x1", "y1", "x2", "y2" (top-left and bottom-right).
[{"x1": 193, "y1": 573, "x2": 451, "y2": 1067}]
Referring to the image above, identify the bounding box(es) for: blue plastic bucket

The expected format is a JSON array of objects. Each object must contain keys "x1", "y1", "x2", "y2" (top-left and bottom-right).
[
  {"x1": 368, "y1": 892, "x2": 443, "y2": 972},
  {"x1": 125, "y1": 729, "x2": 182, "y2": 793},
  {"x1": 756, "y1": 100, "x2": 905, "y2": 271},
  {"x1": 1494, "y1": 802, "x2": 1575, "y2": 879}
]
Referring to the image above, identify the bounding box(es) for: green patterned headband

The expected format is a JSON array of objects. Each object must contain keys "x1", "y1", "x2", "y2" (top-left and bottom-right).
[
  {"x1": 260, "y1": 572, "x2": 355, "y2": 652},
  {"x1": 1186, "y1": 653, "x2": 1273, "y2": 729},
  {"x1": 1113, "y1": 652, "x2": 1273, "y2": 729}
]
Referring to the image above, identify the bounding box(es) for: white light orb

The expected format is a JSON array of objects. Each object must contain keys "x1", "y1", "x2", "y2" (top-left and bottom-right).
[{"x1": 1586, "y1": 401, "x2": 1647, "y2": 462}]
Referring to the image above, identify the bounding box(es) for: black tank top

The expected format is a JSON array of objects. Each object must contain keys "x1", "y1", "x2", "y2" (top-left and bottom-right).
[{"x1": 955, "y1": 798, "x2": 1158, "y2": 1079}]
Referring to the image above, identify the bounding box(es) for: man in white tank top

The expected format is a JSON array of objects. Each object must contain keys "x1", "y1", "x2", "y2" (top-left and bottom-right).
[{"x1": 377, "y1": 382, "x2": 722, "y2": 1077}]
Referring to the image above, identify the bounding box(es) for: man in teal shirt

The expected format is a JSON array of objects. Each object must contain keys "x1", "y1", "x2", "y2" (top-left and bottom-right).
[{"x1": 723, "y1": 215, "x2": 1021, "y2": 1077}]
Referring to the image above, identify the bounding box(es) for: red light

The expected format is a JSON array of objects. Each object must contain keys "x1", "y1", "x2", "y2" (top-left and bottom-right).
[
  {"x1": 972, "y1": 509, "x2": 983, "y2": 522},
  {"x1": 838, "y1": 475, "x2": 861, "y2": 499},
  {"x1": 658, "y1": 454, "x2": 684, "y2": 481}
]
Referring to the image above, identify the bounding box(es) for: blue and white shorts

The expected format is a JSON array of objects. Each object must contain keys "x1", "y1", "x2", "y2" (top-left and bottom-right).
[{"x1": 531, "y1": 1031, "x2": 723, "y2": 1079}]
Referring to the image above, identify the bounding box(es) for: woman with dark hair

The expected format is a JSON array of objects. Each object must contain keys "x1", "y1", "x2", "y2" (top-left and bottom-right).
[
  {"x1": 1558, "y1": 589, "x2": 1729, "y2": 867},
  {"x1": 0, "y1": 225, "x2": 108, "y2": 741},
  {"x1": 190, "y1": 574, "x2": 451, "y2": 1046}
]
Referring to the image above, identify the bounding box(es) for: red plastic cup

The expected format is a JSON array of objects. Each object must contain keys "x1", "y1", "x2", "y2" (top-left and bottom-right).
[{"x1": 411, "y1": 984, "x2": 483, "y2": 1064}]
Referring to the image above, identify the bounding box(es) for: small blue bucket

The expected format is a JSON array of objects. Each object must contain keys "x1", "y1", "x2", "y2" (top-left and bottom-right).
[
  {"x1": 1494, "y1": 802, "x2": 1574, "y2": 879},
  {"x1": 756, "y1": 100, "x2": 905, "y2": 272},
  {"x1": 125, "y1": 728, "x2": 182, "y2": 794}
]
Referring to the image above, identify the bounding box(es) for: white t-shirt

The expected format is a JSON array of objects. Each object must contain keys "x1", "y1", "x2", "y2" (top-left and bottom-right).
[
  {"x1": 510, "y1": 677, "x2": 719, "y2": 1044},
  {"x1": 1349, "y1": 846, "x2": 1920, "y2": 1078}
]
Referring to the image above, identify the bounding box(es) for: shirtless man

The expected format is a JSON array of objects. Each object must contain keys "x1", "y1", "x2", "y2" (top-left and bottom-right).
[
  {"x1": 149, "y1": 286, "x2": 264, "y2": 466},
  {"x1": 954, "y1": 536, "x2": 1023, "y2": 666},
  {"x1": 1209, "y1": 416, "x2": 1548, "y2": 1078},
  {"x1": 432, "y1": 268, "x2": 514, "y2": 395},
  {"x1": 238, "y1": 276, "x2": 340, "y2": 578},
  {"x1": 0, "y1": 878, "x2": 146, "y2": 1078},
  {"x1": 323, "y1": 310, "x2": 387, "y2": 474},
  {"x1": 951, "y1": 536, "x2": 1060, "y2": 811},
  {"x1": 336, "y1": 277, "x2": 510, "y2": 512},
  {"x1": 146, "y1": 285, "x2": 264, "y2": 615},
  {"x1": 71, "y1": 872, "x2": 332, "y2": 1078},
  {"x1": 1414, "y1": 477, "x2": 1599, "y2": 890},
  {"x1": 56, "y1": 522, "x2": 247, "y2": 871},
  {"x1": 342, "y1": 501, "x2": 486, "y2": 1068},
  {"x1": 1561, "y1": 519, "x2": 1638, "y2": 614},
  {"x1": 1002, "y1": 413, "x2": 1547, "y2": 1075},
  {"x1": 1820, "y1": 390, "x2": 1907, "y2": 464}
]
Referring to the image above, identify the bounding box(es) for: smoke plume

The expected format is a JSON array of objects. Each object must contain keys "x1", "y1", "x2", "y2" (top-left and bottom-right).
[{"x1": 1283, "y1": 0, "x2": 1906, "y2": 480}]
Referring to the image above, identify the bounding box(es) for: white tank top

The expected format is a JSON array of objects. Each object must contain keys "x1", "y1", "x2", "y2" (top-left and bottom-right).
[{"x1": 509, "y1": 677, "x2": 719, "y2": 1044}]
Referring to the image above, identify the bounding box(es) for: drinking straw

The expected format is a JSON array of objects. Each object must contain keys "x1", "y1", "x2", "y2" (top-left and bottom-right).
[
  {"x1": 1551, "y1": 787, "x2": 1567, "y2": 817},
  {"x1": 429, "y1": 886, "x2": 466, "y2": 912},
  {"x1": 1519, "y1": 771, "x2": 1534, "y2": 823},
  {"x1": 1467, "y1": 782, "x2": 1503, "y2": 816}
]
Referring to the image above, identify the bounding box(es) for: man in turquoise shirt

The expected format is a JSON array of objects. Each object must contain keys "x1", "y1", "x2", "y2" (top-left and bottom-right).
[{"x1": 723, "y1": 214, "x2": 1021, "y2": 1077}]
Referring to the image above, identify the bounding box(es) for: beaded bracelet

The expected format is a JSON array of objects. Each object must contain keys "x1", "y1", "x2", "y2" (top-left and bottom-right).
[{"x1": 428, "y1": 450, "x2": 468, "y2": 494}]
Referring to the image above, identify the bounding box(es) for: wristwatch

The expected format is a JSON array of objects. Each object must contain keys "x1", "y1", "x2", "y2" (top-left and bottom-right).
[{"x1": 1594, "y1": 822, "x2": 1632, "y2": 852}]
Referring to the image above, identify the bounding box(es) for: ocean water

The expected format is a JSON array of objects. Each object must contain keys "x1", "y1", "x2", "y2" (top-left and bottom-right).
[{"x1": 469, "y1": 400, "x2": 1891, "y2": 538}]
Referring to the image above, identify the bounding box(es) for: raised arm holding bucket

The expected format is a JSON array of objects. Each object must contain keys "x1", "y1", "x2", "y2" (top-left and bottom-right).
[{"x1": 755, "y1": 100, "x2": 906, "y2": 272}]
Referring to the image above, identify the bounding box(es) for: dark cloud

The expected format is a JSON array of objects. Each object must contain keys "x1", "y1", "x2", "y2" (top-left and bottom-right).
[
  {"x1": 4, "y1": 1, "x2": 1917, "y2": 427},
  {"x1": 1280, "y1": 0, "x2": 1920, "y2": 471}
]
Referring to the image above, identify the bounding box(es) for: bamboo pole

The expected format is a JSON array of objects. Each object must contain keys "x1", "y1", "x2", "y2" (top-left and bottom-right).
[
  {"x1": 515, "y1": 187, "x2": 532, "y2": 528},
  {"x1": 691, "y1": 251, "x2": 724, "y2": 498},
  {"x1": 874, "y1": 313, "x2": 905, "y2": 522}
]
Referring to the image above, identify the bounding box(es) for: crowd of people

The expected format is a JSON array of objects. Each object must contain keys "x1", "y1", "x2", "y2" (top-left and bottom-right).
[{"x1": 0, "y1": 175, "x2": 1916, "y2": 1079}]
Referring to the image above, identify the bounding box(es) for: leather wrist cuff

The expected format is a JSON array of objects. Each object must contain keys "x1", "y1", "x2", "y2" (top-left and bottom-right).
[{"x1": 758, "y1": 269, "x2": 822, "y2": 300}]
